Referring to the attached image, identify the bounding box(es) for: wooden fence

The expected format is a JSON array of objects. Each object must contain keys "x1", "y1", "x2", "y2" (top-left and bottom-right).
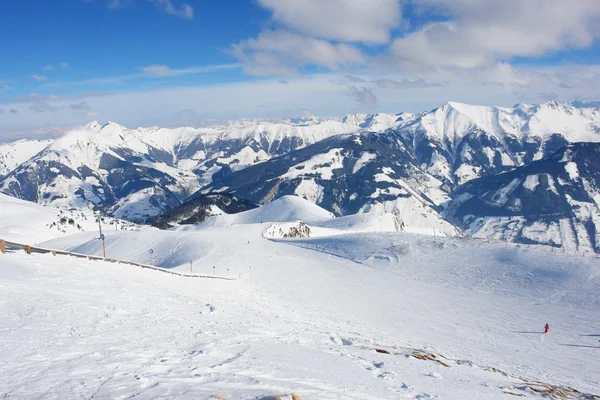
[{"x1": 0, "y1": 239, "x2": 236, "y2": 280}]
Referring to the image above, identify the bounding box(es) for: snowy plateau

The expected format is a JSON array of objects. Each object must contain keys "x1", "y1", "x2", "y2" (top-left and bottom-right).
[{"x1": 0, "y1": 194, "x2": 599, "y2": 399}]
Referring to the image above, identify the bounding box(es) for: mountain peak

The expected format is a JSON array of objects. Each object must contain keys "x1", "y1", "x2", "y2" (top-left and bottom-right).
[{"x1": 85, "y1": 121, "x2": 102, "y2": 131}]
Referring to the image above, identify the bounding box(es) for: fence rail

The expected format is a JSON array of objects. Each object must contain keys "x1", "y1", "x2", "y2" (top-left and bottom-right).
[{"x1": 0, "y1": 239, "x2": 236, "y2": 280}]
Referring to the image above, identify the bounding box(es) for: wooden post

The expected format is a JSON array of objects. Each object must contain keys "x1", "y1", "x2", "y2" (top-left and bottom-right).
[
  {"x1": 25, "y1": 245, "x2": 32, "y2": 255},
  {"x1": 52, "y1": 250, "x2": 56, "y2": 256},
  {"x1": 0, "y1": 240, "x2": 5, "y2": 254}
]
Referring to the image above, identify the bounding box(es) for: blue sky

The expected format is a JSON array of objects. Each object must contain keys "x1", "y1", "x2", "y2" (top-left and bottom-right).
[{"x1": 1, "y1": 0, "x2": 600, "y2": 139}]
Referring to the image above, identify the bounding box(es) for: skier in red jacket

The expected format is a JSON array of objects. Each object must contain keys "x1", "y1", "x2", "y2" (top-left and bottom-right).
[{"x1": 544, "y1": 323, "x2": 550, "y2": 334}]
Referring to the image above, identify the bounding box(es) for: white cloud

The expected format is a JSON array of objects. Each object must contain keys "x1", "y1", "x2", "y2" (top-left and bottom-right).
[
  {"x1": 70, "y1": 101, "x2": 92, "y2": 111},
  {"x1": 42, "y1": 63, "x2": 242, "y2": 88},
  {"x1": 390, "y1": 0, "x2": 600, "y2": 69},
  {"x1": 30, "y1": 103, "x2": 57, "y2": 113},
  {"x1": 257, "y1": 0, "x2": 402, "y2": 44},
  {"x1": 107, "y1": 0, "x2": 122, "y2": 9},
  {"x1": 232, "y1": 0, "x2": 400, "y2": 76},
  {"x1": 100, "y1": 0, "x2": 192, "y2": 19},
  {"x1": 231, "y1": 0, "x2": 400, "y2": 75},
  {"x1": 2, "y1": 64, "x2": 600, "y2": 136},
  {"x1": 42, "y1": 63, "x2": 68, "y2": 72},
  {"x1": 153, "y1": 0, "x2": 193, "y2": 20},
  {"x1": 141, "y1": 63, "x2": 243, "y2": 77},
  {"x1": 0, "y1": 83, "x2": 9, "y2": 94},
  {"x1": 232, "y1": 30, "x2": 364, "y2": 75},
  {"x1": 14, "y1": 93, "x2": 61, "y2": 103},
  {"x1": 141, "y1": 65, "x2": 176, "y2": 77},
  {"x1": 349, "y1": 86, "x2": 378, "y2": 108},
  {"x1": 231, "y1": 0, "x2": 600, "y2": 91},
  {"x1": 374, "y1": 78, "x2": 443, "y2": 89},
  {"x1": 31, "y1": 74, "x2": 47, "y2": 81},
  {"x1": 13, "y1": 93, "x2": 61, "y2": 114}
]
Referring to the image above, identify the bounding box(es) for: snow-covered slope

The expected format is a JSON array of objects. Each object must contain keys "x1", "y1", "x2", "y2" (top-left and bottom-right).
[
  {"x1": 0, "y1": 193, "x2": 137, "y2": 244},
  {"x1": 395, "y1": 101, "x2": 600, "y2": 185},
  {"x1": 197, "y1": 195, "x2": 335, "y2": 227},
  {"x1": 445, "y1": 142, "x2": 600, "y2": 252},
  {"x1": 0, "y1": 139, "x2": 52, "y2": 176},
  {"x1": 4, "y1": 223, "x2": 594, "y2": 398}
]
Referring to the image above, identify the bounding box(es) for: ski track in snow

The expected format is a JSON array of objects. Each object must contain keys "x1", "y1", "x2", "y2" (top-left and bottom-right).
[{"x1": 0, "y1": 223, "x2": 599, "y2": 399}]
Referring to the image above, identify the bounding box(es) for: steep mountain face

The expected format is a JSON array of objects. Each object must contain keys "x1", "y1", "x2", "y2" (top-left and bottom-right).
[
  {"x1": 0, "y1": 139, "x2": 52, "y2": 177},
  {"x1": 149, "y1": 193, "x2": 258, "y2": 228},
  {"x1": 203, "y1": 132, "x2": 459, "y2": 236},
  {"x1": 0, "y1": 115, "x2": 398, "y2": 220},
  {"x1": 445, "y1": 143, "x2": 600, "y2": 252},
  {"x1": 393, "y1": 101, "x2": 600, "y2": 187}
]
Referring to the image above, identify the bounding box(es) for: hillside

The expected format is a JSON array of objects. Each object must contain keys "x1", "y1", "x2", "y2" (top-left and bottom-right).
[
  {"x1": 0, "y1": 219, "x2": 595, "y2": 398},
  {"x1": 0, "y1": 193, "x2": 137, "y2": 244}
]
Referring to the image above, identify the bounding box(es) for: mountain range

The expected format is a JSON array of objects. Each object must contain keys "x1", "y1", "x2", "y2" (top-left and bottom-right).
[{"x1": 2, "y1": 100, "x2": 600, "y2": 251}]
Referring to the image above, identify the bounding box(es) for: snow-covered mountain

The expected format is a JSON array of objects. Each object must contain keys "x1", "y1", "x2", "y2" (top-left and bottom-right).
[
  {"x1": 0, "y1": 139, "x2": 52, "y2": 177},
  {"x1": 445, "y1": 142, "x2": 600, "y2": 252},
  {"x1": 0, "y1": 115, "x2": 399, "y2": 220},
  {"x1": 393, "y1": 101, "x2": 600, "y2": 185},
  {"x1": 202, "y1": 132, "x2": 459, "y2": 236},
  {"x1": 2, "y1": 101, "x2": 600, "y2": 250}
]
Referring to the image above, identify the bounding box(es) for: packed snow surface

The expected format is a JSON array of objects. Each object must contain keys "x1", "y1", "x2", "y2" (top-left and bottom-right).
[{"x1": 0, "y1": 207, "x2": 598, "y2": 399}]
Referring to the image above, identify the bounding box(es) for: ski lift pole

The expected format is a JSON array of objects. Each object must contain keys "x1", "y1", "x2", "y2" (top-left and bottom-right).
[
  {"x1": 100, "y1": 233, "x2": 106, "y2": 258},
  {"x1": 97, "y1": 215, "x2": 106, "y2": 258}
]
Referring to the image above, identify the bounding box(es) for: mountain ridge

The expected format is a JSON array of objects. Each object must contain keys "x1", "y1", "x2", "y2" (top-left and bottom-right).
[{"x1": 2, "y1": 100, "x2": 600, "y2": 250}]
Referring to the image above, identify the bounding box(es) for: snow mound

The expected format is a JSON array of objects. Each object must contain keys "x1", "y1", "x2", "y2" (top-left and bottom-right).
[
  {"x1": 0, "y1": 193, "x2": 137, "y2": 244},
  {"x1": 263, "y1": 210, "x2": 436, "y2": 239},
  {"x1": 200, "y1": 196, "x2": 335, "y2": 227}
]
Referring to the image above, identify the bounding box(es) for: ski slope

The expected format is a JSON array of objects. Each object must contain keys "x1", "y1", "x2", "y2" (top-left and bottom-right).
[
  {"x1": 1, "y1": 194, "x2": 599, "y2": 398},
  {"x1": 0, "y1": 223, "x2": 587, "y2": 398}
]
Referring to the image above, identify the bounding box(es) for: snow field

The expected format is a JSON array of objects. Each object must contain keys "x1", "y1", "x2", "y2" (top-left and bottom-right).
[
  {"x1": 13, "y1": 220, "x2": 597, "y2": 398},
  {"x1": 1, "y1": 195, "x2": 599, "y2": 398}
]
